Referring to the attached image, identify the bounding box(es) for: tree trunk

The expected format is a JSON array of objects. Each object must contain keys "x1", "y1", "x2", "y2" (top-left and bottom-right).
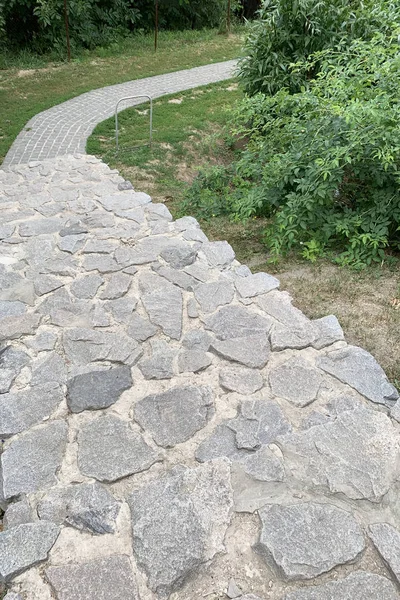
[{"x1": 64, "y1": 0, "x2": 71, "y2": 62}]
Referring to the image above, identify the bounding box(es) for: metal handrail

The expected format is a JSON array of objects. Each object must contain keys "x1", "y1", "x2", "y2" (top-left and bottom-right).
[{"x1": 115, "y1": 95, "x2": 153, "y2": 153}]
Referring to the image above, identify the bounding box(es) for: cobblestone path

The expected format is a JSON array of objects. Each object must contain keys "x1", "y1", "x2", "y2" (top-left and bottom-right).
[
  {"x1": 0, "y1": 155, "x2": 399, "y2": 600},
  {"x1": 3, "y1": 60, "x2": 237, "y2": 167}
]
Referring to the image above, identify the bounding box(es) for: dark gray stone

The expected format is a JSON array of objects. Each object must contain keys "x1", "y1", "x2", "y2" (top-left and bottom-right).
[
  {"x1": 204, "y1": 306, "x2": 272, "y2": 340},
  {"x1": 194, "y1": 281, "x2": 235, "y2": 313},
  {"x1": 78, "y1": 415, "x2": 160, "y2": 482},
  {"x1": 134, "y1": 385, "x2": 214, "y2": 448},
  {"x1": 368, "y1": 523, "x2": 400, "y2": 584},
  {"x1": 269, "y1": 357, "x2": 322, "y2": 407},
  {"x1": 284, "y1": 572, "x2": 399, "y2": 600},
  {"x1": 0, "y1": 383, "x2": 64, "y2": 438},
  {"x1": 1, "y1": 421, "x2": 68, "y2": 499},
  {"x1": 235, "y1": 272, "x2": 280, "y2": 298},
  {"x1": 278, "y1": 403, "x2": 399, "y2": 502},
  {"x1": 219, "y1": 365, "x2": 263, "y2": 394},
  {"x1": 256, "y1": 502, "x2": 365, "y2": 580},
  {"x1": 0, "y1": 522, "x2": 59, "y2": 582},
  {"x1": 317, "y1": 346, "x2": 399, "y2": 407},
  {"x1": 45, "y1": 555, "x2": 140, "y2": 600},
  {"x1": 67, "y1": 366, "x2": 133, "y2": 413},
  {"x1": 211, "y1": 334, "x2": 270, "y2": 368},
  {"x1": 127, "y1": 461, "x2": 232, "y2": 597},
  {"x1": 38, "y1": 482, "x2": 121, "y2": 535},
  {"x1": 312, "y1": 315, "x2": 344, "y2": 349}
]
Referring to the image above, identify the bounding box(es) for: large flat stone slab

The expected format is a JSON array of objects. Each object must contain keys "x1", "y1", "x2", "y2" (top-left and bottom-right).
[
  {"x1": 317, "y1": 346, "x2": 399, "y2": 407},
  {"x1": 63, "y1": 328, "x2": 142, "y2": 365},
  {"x1": 78, "y1": 415, "x2": 160, "y2": 482},
  {"x1": 134, "y1": 385, "x2": 214, "y2": 448},
  {"x1": 368, "y1": 523, "x2": 400, "y2": 584},
  {"x1": 2, "y1": 421, "x2": 68, "y2": 499},
  {"x1": 128, "y1": 461, "x2": 233, "y2": 597},
  {"x1": 256, "y1": 502, "x2": 365, "y2": 580},
  {"x1": 204, "y1": 305, "x2": 272, "y2": 340},
  {"x1": 45, "y1": 555, "x2": 139, "y2": 600},
  {"x1": 0, "y1": 522, "x2": 59, "y2": 582}
]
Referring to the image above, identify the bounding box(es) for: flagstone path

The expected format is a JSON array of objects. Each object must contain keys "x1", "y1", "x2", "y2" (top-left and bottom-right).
[{"x1": 0, "y1": 154, "x2": 399, "y2": 600}]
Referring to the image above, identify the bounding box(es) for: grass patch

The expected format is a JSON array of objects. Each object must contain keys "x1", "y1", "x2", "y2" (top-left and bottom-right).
[
  {"x1": 88, "y1": 84, "x2": 400, "y2": 387},
  {"x1": 0, "y1": 28, "x2": 243, "y2": 164}
]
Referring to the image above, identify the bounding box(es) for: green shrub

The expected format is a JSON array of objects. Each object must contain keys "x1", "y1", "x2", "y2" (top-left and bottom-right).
[
  {"x1": 185, "y1": 33, "x2": 400, "y2": 267},
  {"x1": 238, "y1": 0, "x2": 400, "y2": 96}
]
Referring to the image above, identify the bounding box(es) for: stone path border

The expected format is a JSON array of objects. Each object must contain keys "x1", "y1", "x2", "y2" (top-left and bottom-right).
[{"x1": 3, "y1": 60, "x2": 237, "y2": 167}]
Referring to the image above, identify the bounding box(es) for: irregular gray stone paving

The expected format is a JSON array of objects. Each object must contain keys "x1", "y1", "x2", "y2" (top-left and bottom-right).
[{"x1": 0, "y1": 155, "x2": 399, "y2": 600}]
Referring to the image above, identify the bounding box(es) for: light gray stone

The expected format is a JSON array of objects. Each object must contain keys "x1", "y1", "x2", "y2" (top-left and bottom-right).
[
  {"x1": 0, "y1": 225, "x2": 15, "y2": 240},
  {"x1": 219, "y1": 365, "x2": 263, "y2": 394},
  {"x1": 66, "y1": 366, "x2": 132, "y2": 413},
  {"x1": 19, "y1": 218, "x2": 64, "y2": 237},
  {"x1": 90, "y1": 305, "x2": 111, "y2": 327},
  {"x1": 2, "y1": 421, "x2": 68, "y2": 499},
  {"x1": 278, "y1": 403, "x2": 399, "y2": 502},
  {"x1": 118, "y1": 180, "x2": 134, "y2": 190},
  {"x1": 0, "y1": 314, "x2": 41, "y2": 342},
  {"x1": 70, "y1": 275, "x2": 103, "y2": 299},
  {"x1": 141, "y1": 277, "x2": 183, "y2": 340},
  {"x1": 78, "y1": 415, "x2": 160, "y2": 482},
  {"x1": 59, "y1": 222, "x2": 88, "y2": 236},
  {"x1": 184, "y1": 261, "x2": 211, "y2": 282},
  {"x1": 100, "y1": 273, "x2": 131, "y2": 299},
  {"x1": 114, "y1": 236, "x2": 173, "y2": 266},
  {"x1": 0, "y1": 383, "x2": 64, "y2": 438},
  {"x1": 227, "y1": 578, "x2": 242, "y2": 598},
  {"x1": 312, "y1": 314, "x2": 344, "y2": 349},
  {"x1": 187, "y1": 297, "x2": 199, "y2": 318},
  {"x1": 0, "y1": 301, "x2": 26, "y2": 319},
  {"x1": 201, "y1": 241, "x2": 235, "y2": 268},
  {"x1": 128, "y1": 461, "x2": 233, "y2": 597},
  {"x1": 45, "y1": 555, "x2": 139, "y2": 600},
  {"x1": 63, "y1": 328, "x2": 142, "y2": 365},
  {"x1": 146, "y1": 203, "x2": 173, "y2": 221},
  {"x1": 235, "y1": 272, "x2": 280, "y2": 298},
  {"x1": 0, "y1": 347, "x2": 29, "y2": 394},
  {"x1": 204, "y1": 306, "x2": 272, "y2": 340},
  {"x1": 82, "y1": 239, "x2": 118, "y2": 254},
  {"x1": 34, "y1": 275, "x2": 64, "y2": 297},
  {"x1": 4, "y1": 592, "x2": 23, "y2": 600},
  {"x1": 30, "y1": 353, "x2": 66, "y2": 386},
  {"x1": 105, "y1": 297, "x2": 137, "y2": 322},
  {"x1": 160, "y1": 240, "x2": 197, "y2": 269},
  {"x1": 82, "y1": 254, "x2": 121, "y2": 273},
  {"x1": 58, "y1": 234, "x2": 86, "y2": 254},
  {"x1": 196, "y1": 400, "x2": 291, "y2": 462},
  {"x1": 183, "y1": 227, "x2": 208, "y2": 242},
  {"x1": 38, "y1": 482, "x2": 121, "y2": 535},
  {"x1": 134, "y1": 385, "x2": 214, "y2": 448},
  {"x1": 174, "y1": 216, "x2": 200, "y2": 231},
  {"x1": 3, "y1": 498, "x2": 33, "y2": 529},
  {"x1": 182, "y1": 330, "x2": 211, "y2": 351},
  {"x1": 211, "y1": 334, "x2": 270, "y2": 368},
  {"x1": 152, "y1": 263, "x2": 197, "y2": 290},
  {"x1": 317, "y1": 346, "x2": 399, "y2": 407},
  {"x1": 391, "y1": 400, "x2": 400, "y2": 423},
  {"x1": 284, "y1": 572, "x2": 399, "y2": 600},
  {"x1": 138, "y1": 347, "x2": 176, "y2": 380},
  {"x1": 256, "y1": 502, "x2": 365, "y2": 580},
  {"x1": 178, "y1": 350, "x2": 212, "y2": 373},
  {"x1": 0, "y1": 522, "x2": 59, "y2": 582},
  {"x1": 269, "y1": 357, "x2": 322, "y2": 407},
  {"x1": 0, "y1": 270, "x2": 36, "y2": 305},
  {"x1": 194, "y1": 281, "x2": 235, "y2": 313},
  {"x1": 368, "y1": 523, "x2": 400, "y2": 584},
  {"x1": 126, "y1": 313, "x2": 158, "y2": 341}
]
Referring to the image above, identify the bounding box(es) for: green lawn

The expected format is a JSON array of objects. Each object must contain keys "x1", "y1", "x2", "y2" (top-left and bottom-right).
[{"x1": 0, "y1": 28, "x2": 244, "y2": 164}]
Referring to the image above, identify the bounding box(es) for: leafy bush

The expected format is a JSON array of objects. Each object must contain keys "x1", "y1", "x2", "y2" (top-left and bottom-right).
[
  {"x1": 185, "y1": 34, "x2": 400, "y2": 267},
  {"x1": 238, "y1": 0, "x2": 400, "y2": 95}
]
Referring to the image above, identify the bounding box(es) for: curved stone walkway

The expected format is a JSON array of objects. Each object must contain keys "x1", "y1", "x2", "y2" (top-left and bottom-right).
[
  {"x1": 0, "y1": 154, "x2": 399, "y2": 600},
  {"x1": 3, "y1": 60, "x2": 237, "y2": 167}
]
